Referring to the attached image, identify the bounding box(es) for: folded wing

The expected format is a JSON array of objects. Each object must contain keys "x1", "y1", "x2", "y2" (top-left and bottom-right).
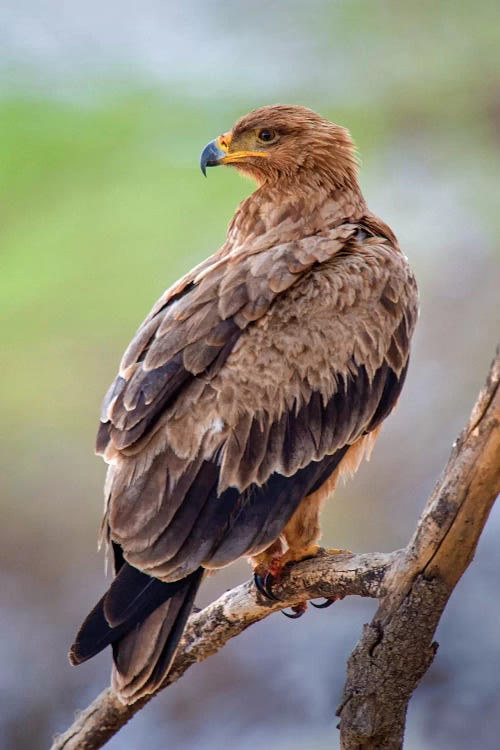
[{"x1": 99, "y1": 224, "x2": 418, "y2": 582}]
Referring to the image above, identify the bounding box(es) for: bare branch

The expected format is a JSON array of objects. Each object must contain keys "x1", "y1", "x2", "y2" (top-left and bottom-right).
[
  {"x1": 52, "y1": 551, "x2": 394, "y2": 750},
  {"x1": 338, "y1": 352, "x2": 500, "y2": 749},
  {"x1": 52, "y1": 352, "x2": 500, "y2": 750}
]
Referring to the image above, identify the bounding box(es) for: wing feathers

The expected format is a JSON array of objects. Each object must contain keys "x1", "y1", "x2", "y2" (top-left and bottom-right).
[
  {"x1": 104, "y1": 358, "x2": 187, "y2": 451},
  {"x1": 100, "y1": 225, "x2": 417, "y2": 584},
  {"x1": 120, "y1": 316, "x2": 161, "y2": 371},
  {"x1": 109, "y1": 355, "x2": 408, "y2": 581},
  {"x1": 143, "y1": 460, "x2": 220, "y2": 570},
  {"x1": 97, "y1": 224, "x2": 359, "y2": 459}
]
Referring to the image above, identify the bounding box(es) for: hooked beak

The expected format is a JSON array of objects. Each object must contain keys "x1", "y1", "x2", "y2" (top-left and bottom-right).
[
  {"x1": 200, "y1": 132, "x2": 232, "y2": 176},
  {"x1": 200, "y1": 130, "x2": 268, "y2": 176}
]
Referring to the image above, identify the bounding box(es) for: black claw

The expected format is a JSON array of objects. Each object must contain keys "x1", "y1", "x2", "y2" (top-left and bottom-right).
[
  {"x1": 264, "y1": 572, "x2": 278, "y2": 599},
  {"x1": 311, "y1": 597, "x2": 336, "y2": 609},
  {"x1": 253, "y1": 572, "x2": 267, "y2": 597},
  {"x1": 282, "y1": 607, "x2": 306, "y2": 619},
  {"x1": 254, "y1": 572, "x2": 280, "y2": 601}
]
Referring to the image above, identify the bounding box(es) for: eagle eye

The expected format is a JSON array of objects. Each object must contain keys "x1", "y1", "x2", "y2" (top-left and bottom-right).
[{"x1": 257, "y1": 128, "x2": 277, "y2": 143}]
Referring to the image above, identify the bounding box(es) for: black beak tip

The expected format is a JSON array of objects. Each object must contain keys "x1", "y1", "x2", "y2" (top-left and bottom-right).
[{"x1": 200, "y1": 139, "x2": 225, "y2": 177}]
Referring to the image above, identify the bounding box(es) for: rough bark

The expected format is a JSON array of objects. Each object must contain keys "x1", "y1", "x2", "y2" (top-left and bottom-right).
[
  {"x1": 52, "y1": 352, "x2": 500, "y2": 750},
  {"x1": 338, "y1": 351, "x2": 500, "y2": 748}
]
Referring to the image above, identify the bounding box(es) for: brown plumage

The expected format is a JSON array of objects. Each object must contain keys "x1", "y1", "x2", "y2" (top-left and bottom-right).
[{"x1": 70, "y1": 105, "x2": 419, "y2": 703}]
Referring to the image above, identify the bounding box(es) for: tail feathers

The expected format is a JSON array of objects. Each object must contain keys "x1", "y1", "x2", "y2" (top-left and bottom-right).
[
  {"x1": 69, "y1": 564, "x2": 204, "y2": 702},
  {"x1": 112, "y1": 568, "x2": 202, "y2": 702}
]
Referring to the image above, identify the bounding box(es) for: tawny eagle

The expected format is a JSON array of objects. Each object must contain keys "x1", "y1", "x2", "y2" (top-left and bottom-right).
[{"x1": 70, "y1": 105, "x2": 418, "y2": 703}]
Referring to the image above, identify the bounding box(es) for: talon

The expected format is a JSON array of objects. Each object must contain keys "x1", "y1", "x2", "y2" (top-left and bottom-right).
[
  {"x1": 282, "y1": 602, "x2": 307, "y2": 619},
  {"x1": 254, "y1": 571, "x2": 280, "y2": 601},
  {"x1": 311, "y1": 596, "x2": 339, "y2": 609},
  {"x1": 282, "y1": 608, "x2": 304, "y2": 619}
]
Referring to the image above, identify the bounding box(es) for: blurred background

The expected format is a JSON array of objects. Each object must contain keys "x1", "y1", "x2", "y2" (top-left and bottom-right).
[{"x1": 1, "y1": 1, "x2": 499, "y2": 748}]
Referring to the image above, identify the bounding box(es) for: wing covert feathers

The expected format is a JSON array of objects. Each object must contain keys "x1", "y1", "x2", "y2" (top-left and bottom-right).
[
  {"x1": 99, "y1": 220, "x2": 417, "y2": 581},
  {"x1": 96, "y1": 224, "x2": 358, "y2": 458}
]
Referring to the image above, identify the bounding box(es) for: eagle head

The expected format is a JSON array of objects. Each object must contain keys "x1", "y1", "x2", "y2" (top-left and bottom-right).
[{"x1": 200, "y1": 104, "x2": 358, "y2": 189}]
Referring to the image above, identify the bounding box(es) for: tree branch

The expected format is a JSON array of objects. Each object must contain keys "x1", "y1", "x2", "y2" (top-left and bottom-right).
[
  {"x1": 338, "y1": 351, "x2": 500, "y2": 748},
  {"x1": 52, "y1": 352, "x2": 500, "y2": 750}
]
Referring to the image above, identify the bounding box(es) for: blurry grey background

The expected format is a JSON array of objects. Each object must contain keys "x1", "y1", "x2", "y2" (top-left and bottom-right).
[{"x1": 1, "y1": 1, "x2": 499, "y2": 748}]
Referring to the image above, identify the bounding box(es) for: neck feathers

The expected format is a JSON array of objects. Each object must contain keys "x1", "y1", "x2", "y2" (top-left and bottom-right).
[{"x1": 227, "y1": 179, "x2": 366, "y2": 251}]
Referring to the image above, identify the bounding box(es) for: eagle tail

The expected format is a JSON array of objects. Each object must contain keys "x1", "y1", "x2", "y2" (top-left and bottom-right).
[{"x1": 69, "y1": 564, "x2": 204, "y2": 703}]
